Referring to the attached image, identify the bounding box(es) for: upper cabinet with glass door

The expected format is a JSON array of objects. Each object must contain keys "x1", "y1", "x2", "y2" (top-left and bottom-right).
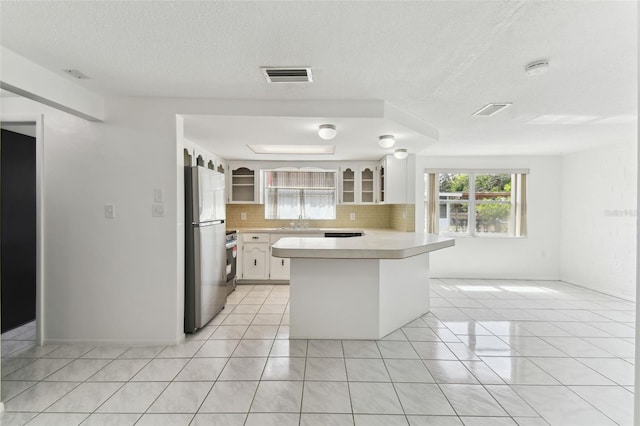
[
  {"x1": 340, "y1": 166, "x2": 356, "y2": 204},
  {"x1": 359, "y1": 166, "x2": 376, "y2": 204},
  {"x1": 339, "y1": 163, "x2": 378, "y2": 204}
]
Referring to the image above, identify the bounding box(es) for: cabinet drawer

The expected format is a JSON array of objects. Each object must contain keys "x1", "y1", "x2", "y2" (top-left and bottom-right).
[{"x1": 242, "y1": 233, "x2": 269, "y2": 243}]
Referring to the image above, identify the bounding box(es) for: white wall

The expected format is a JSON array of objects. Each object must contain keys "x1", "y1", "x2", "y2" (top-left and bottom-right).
[
  {"x1": 560, "y1": 140, "x2": 637, "y2": 301},
  {"x1": 414, "y1": 155, "x2": 562, "y2": 280},
  {"x1": 2, "y1": 96, "x2": 183, "y2": 344}
]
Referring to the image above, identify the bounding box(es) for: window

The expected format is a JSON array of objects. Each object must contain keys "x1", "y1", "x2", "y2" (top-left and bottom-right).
[
  {"x1": 264, "y1": 169, "x2": 337, "y2": 220},
  {"x1": 425, "y1": 170, "x2": 527, "y2": 237}
]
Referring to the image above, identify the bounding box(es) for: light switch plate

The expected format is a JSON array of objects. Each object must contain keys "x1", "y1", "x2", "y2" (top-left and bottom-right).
[
  {"x1": 152, "y1": 204, "x2": 165, "y2": 218},
  {"x1": 104, "y1": 204, "x2": 115, "y2": 219},
  {"x1": 153, "y1": 188, "x2": 164, "y2": 203}
]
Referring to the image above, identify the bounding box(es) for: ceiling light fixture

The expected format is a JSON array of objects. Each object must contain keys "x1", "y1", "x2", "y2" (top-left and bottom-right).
[
  {"x1": 378, "y1": 135, "x2": 395, "y2": 149},
  {"x1": 525, "y1": 59, "x2": 550, "y2": 76},
  {"x1": 394, "y1": 148, "x2": 408, "y2": 160},
  {"x1": 248, "y1": 144, "x2": 335, "y2": 155},
  {"x1": 318, "y1": 124, "x2": 337, "y2": 140}
]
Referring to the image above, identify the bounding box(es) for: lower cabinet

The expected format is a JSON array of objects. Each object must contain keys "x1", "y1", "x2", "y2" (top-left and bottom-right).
[
  {"x1": 242, "y1": 244, "x2": 269, "y2": 279},
  {"x1": 238, "y1": 232, "x2": 321, "y2": 282},
  {"x1": 269, "y1": 256, "x2": 290, "y2": 280},
  {"x1": 240, "y1": 233, "x2": 270, "y2": 280}
]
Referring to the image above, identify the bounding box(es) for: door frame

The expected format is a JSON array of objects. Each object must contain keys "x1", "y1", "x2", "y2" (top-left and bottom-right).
[{"x1": 0, "y1": 116, "x2": 44, "y2": 346}]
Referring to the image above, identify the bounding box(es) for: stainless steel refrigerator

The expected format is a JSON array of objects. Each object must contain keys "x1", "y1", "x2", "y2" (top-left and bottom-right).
[{"x1": 184, "y1": 166, "x2": 227, "y2": 333}]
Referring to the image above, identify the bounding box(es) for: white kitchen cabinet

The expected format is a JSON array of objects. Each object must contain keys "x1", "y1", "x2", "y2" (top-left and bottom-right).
[
  {"x1": 339, "y1": 166, "x2": 357, "y2": 204},
  {"x1": 269, "y1": 234, "x2": 289, "y2": 280},
  {"x1": 269, "y1": 233, "x2": 322, "y2": 280},
  {"x1": 242, "y1": 244, "x2": 269, "y2": 279},
  {"x1": 378, "y1": 155, "x2": 407, "y2": 204},
  {"x1": 229, "y1": 166, "x2": 257, "y2": 203},
  {"x1": 269, "y1": 255, "x2": 289, "y2": 280},
  {"x1": 339, "y1": 163, "x2": 378, "y2": 204},
  {"x1": 238, "y1": 232, "x2": 324, "y2": 282},
  {"x1": 359, "y1": 165, "x2": 376, "y2": 204},
  {"x1": 240, "y1": 233, "x2": 269, "y2": 280}
]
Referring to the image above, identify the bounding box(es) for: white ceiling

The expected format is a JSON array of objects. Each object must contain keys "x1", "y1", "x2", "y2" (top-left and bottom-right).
[{"x1": 0, "y1": 1, "x2": 636, "y2": 159}]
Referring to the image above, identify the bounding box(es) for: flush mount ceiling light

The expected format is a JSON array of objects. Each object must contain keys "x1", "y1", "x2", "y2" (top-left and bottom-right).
[
  {"x1": 318, "y1": 124, "x2": 337, "y2": 140},
  {"x1": 248, "y1": 144, "x2": 335, "y2": 155},
  {"x1": 378, "y1": 135, "x2": 395, "y2": 149},
  {"x1": 394, "y1": 148, "x2": 408, "y2": 159},
  {"x1": 525, "y1": 59, "x2": 550, "y2": 76}
]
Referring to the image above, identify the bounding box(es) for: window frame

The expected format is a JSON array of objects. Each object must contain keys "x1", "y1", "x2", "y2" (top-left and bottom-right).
[
  {"x1": 425, "y1": 169, "x2": 528, "y2": 238},
  {"x1": 263, "y1": 168, "x2": 338, "y2": 220}
]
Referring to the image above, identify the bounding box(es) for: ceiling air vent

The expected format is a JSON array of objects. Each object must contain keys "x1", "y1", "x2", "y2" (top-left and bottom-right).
[
  {"x1": 472, "y1": 103, "x2": 512, "y2": 117},
  {"x1": 261, "y1": 67, "x2": 313, "y2": 83}
]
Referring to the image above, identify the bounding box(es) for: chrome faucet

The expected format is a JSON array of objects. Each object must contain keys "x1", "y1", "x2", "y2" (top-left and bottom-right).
[{"x1": 294, "y1": 214, "x2": 308, "y2": 229}]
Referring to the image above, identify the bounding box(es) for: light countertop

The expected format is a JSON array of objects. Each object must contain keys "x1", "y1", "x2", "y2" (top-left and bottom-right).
[
  {"x1": 230, "y1": 227, "x2": 364, "y2": 234},
  {"x1": 271, "y1": 230, "x2": 454, "y2": 260}
]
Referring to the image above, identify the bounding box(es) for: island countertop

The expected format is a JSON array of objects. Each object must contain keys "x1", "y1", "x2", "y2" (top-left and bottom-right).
[
  {"x1": 230, "y1": 227, "x2": 364, "y2": 234},
  {"x1": 271, "y1": 230, "x2": 454, "y2": 260}
]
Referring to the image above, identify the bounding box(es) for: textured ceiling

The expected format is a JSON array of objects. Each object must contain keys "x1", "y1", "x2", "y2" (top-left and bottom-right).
[{"x1": 0, "y1": 1, "x2": 636, "y2": 158}]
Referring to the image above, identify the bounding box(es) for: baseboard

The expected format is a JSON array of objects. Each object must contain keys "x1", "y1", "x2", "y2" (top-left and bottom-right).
[
  {"x1": 44, "y1": 334, "x2": 186, "y2": 346},
  {"x1": 431, "y1": 275, "x2": 561, "y2": 281},
  {"x1": 560, "y1": 279, "x2": 635, "y2": 302},
  {"x1": 237, "y1": 279, "x2": 290, "y2": 285},
  {"x1": 431, "y1": 276, "x2": 635, "y2": 302}
]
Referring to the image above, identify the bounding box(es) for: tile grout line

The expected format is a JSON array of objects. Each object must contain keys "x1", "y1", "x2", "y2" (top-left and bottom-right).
[{"x1": 1, "y1": 280, "x2": 635, "y2": 425}]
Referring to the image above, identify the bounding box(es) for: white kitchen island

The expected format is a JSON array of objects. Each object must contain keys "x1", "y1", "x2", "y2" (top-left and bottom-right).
[{"x1": 271, "y1": 231, "x2": 454, "y2": 339}]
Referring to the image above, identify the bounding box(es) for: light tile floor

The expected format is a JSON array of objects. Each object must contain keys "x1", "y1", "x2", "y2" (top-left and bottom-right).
[{"x1": 0, "y1": 279, "x2": 635, "y2": 425}]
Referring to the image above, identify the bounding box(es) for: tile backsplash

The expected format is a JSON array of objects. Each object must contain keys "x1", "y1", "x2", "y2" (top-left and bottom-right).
[
  {"x1": 226, "y1": 204, "x2": 416, "y2": 230},
  {"x1": 390, "y1": 204, "x2": 416, "y2": 232}
]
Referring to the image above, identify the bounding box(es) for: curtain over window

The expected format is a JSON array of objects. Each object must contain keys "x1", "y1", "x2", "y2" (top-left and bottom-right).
[{"x1": 265, "y1": 170, "x2": 337, "y2": 220}]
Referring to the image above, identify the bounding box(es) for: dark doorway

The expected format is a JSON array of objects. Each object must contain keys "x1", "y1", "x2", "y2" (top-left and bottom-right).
[{"x1": 1, "y1": 128, "x2": 37, "y2": 333}]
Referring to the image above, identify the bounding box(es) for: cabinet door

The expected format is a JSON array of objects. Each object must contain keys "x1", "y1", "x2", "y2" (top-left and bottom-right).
[
  {"x1": 359, "y1": 166, "x2": 376, "y2": 204},
  {"x1": 383, "y1": 155, "x2": 407, "y2": 204},
  {"x1": 269, "y1": 234, "x2": 290, "y2": 280},
  {"x1": 230, "y1": 167, "x2": 256, "y2": 203},
  {"x1": 340, "y1": 166, "x2": 356, "y2": 204},
  {"x1": 242, "y1": 244, "x2": 268, "y2": 279},
  {"x1": 269, "y1": 255, "x2": 290, "y2": 280},
  {"x1": 378, "y1": 159, "x2": 386, "y2": 203}
]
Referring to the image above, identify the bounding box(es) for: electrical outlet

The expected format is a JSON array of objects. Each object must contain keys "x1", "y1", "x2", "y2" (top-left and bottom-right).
[
  {"x1": 350, "y1": 212, "x2": 356, "y2": 221},
  {"x1": 402, "y1": 211, "x2": 407, "y2": 219},
  {"x1": 104, "y1": 204, "x2": 115, "y2": 219},
  {"x1": 241, "y1": 212, "x2": 247, "y2": 220},
  {"x1": 152, "y1": 203, "x2": 165, "y2": 218}
]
